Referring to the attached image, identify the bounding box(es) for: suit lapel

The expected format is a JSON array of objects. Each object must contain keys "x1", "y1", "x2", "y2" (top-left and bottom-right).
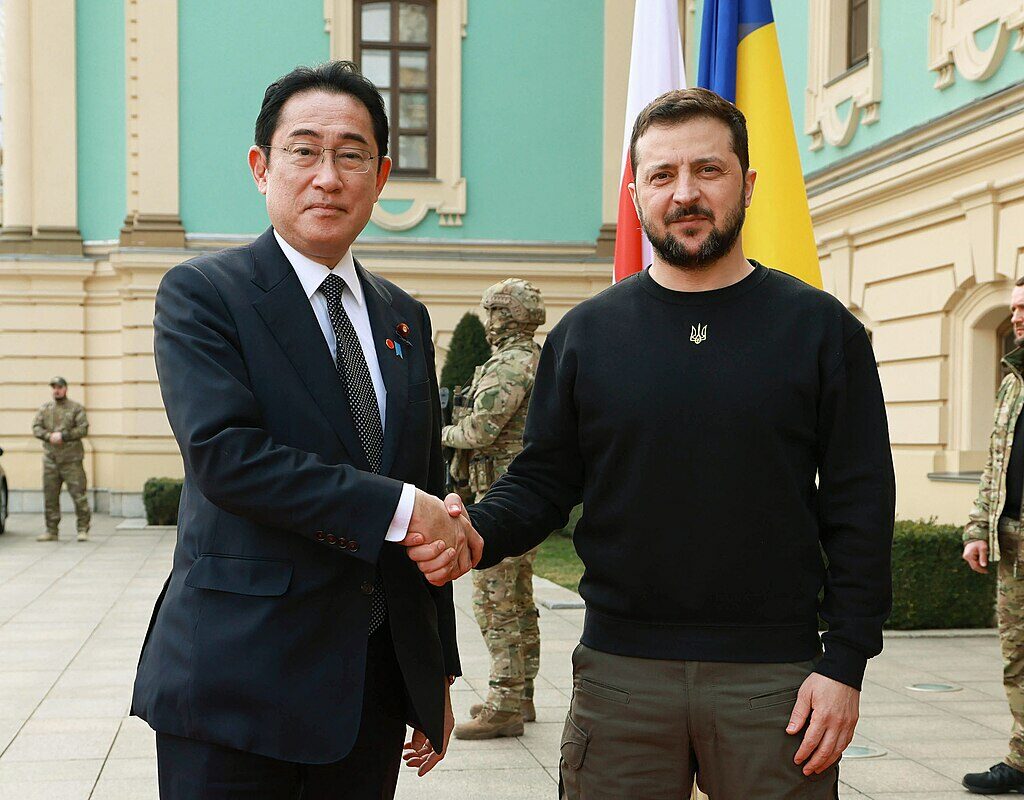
[
  {"x1": 357, "y1": 259, "x2": 408, "y2": 476},
  {"x1": 249, "y1": 229, "x2": 371, "y2": 472}
]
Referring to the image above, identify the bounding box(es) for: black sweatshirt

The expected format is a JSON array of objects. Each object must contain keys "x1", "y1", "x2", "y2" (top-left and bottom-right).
[{"x1": 470, "y1": 262, "x2": 895, "y2": 691}]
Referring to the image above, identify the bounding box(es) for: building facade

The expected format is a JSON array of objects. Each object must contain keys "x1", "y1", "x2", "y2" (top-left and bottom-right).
[{"x1": 1, "y1": 0, "x2": 1022, "y2": 522}]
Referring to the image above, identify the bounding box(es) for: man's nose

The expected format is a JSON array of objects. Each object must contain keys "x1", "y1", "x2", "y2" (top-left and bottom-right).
[
  {"x1": 310, "y1": 154, "x2": 344, "y2": 189},
  {"x1": 671, "y1": 175, "x2": 700, "y2": 205}
]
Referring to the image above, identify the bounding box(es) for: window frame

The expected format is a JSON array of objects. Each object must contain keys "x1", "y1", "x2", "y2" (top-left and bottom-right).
[
  {"x1": 354, "y1": 0, "x2": 437, "y2": 178},
  {"x1": 847, "y1": 0, "x2": 869, "y2": 70}
]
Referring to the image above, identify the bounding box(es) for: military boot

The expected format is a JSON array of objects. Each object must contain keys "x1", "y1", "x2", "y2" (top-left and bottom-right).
[
  {"x1": 36, "y1": 532, "x2": 58, "y2": 542},
  {"x1": 470, "y1": 698, "x2": 535, "y2": 722},
  {"x1": 77, "y1": 530, "x2": 89, "y2": 542},
  {"x1": 963, "y1": 763, "x2": 1024, "y2": 793},
  {"x1": 454, "y1": 707, "x2": 524, "y2": 740}
]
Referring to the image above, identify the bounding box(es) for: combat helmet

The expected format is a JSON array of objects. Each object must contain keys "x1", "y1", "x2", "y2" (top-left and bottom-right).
[{"x1": 481, "y1": 278, "x2": 546, "y2": 328}]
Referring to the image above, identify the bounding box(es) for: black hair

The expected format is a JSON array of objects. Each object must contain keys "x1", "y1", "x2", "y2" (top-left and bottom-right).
[{"x1": 255, "y1": 61, "x2": 388, "y2": 167}]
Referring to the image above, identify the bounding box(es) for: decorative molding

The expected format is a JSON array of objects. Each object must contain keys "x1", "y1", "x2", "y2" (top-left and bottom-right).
[
  {"x1": 804, "y1": 0, "x2": 882, "y2": 151},
  {"x1": 954, "y1": 181, "x2": 1003, "y2": 284},
  {"x1": 324, "y1": 0, "x2": 468, "y2": 230},
  {"x1": 929, "y1": 0, "x2": 1024, "y2": 89},
  {"x1": 819, "y1": 229, "x2": 856, "y2": 307}
]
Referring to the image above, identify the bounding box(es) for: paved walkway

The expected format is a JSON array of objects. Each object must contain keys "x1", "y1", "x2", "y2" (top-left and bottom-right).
[{"x1": 0, "y1": 512, "x2": 1013, "y2": 798}]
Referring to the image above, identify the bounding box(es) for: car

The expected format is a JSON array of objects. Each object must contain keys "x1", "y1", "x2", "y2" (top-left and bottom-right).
[{"x1": 0, "y1": 446, "x2": 8, "y2": 534}]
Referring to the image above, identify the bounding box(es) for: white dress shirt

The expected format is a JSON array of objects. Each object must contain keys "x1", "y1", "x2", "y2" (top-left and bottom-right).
[{"x1": 274, "y1": 231, "x2": 414, "y2": 542}]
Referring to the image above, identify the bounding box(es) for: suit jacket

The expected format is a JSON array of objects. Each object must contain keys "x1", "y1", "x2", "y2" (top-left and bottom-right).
[{"x1": 131, "y1": 228, "x2": 459, "y2": 764}]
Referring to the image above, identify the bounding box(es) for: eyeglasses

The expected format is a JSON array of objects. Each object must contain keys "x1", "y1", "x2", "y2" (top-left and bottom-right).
[{"x1": 262, "y1": 143, "x2": 378, "y2": 173}]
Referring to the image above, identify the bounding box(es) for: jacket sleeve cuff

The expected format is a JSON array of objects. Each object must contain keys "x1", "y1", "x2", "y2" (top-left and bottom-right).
[{"x1": 814, "y1": 640, "x2": 868, "y2": 691}]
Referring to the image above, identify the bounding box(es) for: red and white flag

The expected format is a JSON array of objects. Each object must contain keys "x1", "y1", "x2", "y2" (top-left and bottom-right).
[{"x1": 613, "y1": 0, "x2": 688, "y2": 282}]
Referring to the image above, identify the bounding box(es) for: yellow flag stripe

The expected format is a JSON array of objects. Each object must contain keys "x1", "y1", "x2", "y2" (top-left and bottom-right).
[{"x1": 735, "y1": 23, "x2": 821, "y2": 288}]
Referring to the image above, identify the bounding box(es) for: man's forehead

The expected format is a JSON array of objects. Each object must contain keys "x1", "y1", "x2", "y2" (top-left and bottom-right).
[
  {"x1": 636, "y1": 118, "x2": 734, "y2": 162},
  {"x1": 276, "y1": 90, "x2": 373, "y2": 137},
  {"x1": 1011, "y1": 286, "x2": 1024, "y2": 305}
]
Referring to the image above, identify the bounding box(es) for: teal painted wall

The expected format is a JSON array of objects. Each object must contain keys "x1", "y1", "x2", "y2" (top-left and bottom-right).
[
  {"x1": 178, "y1": 0, "x2": 329, "y2": 235},
  {"x1": 693, "y1": 1, "x2": 1024, "y2": 174},
  {"x1": 177, "y1": 0, "x2": 604, "y2": 242},
  {"x1": 76, "y1": 0, "x2": 125, "y2": 242},
  {"x1": 362, "y1": 0, "x2": 604, "y2": 242}
]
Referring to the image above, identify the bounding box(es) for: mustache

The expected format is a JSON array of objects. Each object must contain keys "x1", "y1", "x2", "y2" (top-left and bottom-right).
[{"x1": 664, "y1": 205, "x2": 715, "y2": 224}]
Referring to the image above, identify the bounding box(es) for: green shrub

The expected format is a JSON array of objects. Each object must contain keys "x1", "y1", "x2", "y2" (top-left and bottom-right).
[
  {"x1": 886, "y1": 519, "x2": 996, "y2": 629},
  {"x1": 144, "y1": 477, "x2": 183, "y2": 525},
  {"x1": 440, "y1": 312, "x2": 491, "y2": 394}
]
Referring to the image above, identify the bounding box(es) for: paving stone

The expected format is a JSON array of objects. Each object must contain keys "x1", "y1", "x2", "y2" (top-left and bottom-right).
[{"x1": 0, "y1": 513, "x2": 1019, "y2": 798}]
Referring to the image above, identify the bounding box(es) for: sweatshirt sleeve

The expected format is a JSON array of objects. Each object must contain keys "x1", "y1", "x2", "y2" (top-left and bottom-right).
[
  {"x1": 814, "y1": 325, "x2": 895, "y2": 691},
  {"x1": 469, "y1": 332, "x2": 584, "y2": 568}
]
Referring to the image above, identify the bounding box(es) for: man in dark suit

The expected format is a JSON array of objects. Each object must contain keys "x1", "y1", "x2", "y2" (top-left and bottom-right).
[{"x1": 132, "y1": 61, "x2": 480, "y2": 800}]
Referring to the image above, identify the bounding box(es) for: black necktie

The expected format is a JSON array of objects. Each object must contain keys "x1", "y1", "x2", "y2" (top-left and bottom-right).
[{"x1": 319, "y1": 273, "x2": 388, "y2": 634}]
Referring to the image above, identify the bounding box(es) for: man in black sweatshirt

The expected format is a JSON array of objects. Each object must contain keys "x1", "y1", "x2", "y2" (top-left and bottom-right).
[{"x1": 409, "y1": 88, "x2": 895, "y2": 799}]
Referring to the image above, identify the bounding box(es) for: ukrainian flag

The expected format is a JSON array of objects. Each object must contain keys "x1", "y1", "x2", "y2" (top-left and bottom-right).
[{"x1": 698, "y1": 0, "x2": 821, "y2": 287}]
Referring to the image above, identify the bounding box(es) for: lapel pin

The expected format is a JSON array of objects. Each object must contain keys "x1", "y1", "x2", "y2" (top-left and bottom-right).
[
  {"x1": 397, "y1": 322, "x2": 410, "y2": 338},
  {"x1": 385, "y1": 338, "x2": 403, "y2": 359},
  {"x1": 386, "y1": 338, "x2": 395, "y2": 350}
]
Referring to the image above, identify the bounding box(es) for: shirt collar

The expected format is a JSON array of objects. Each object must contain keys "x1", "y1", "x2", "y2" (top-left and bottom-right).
[{"x1": 273, "y1": 229, "x2": 364, "y2": 308}]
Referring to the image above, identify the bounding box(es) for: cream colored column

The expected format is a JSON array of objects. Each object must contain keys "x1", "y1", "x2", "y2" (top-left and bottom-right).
[
  {"x1": 121, "y1": 0, "x2": 185, "y2": 247},
  {"x1": 29, "y1": 0, "x2": 81, "y2": 254},
  {"x1": 0, "y1": 0, "x2": 34, "y2": 247},
  {"x1": 596, "y1": 0, "x2": 634, "y2": 257}
]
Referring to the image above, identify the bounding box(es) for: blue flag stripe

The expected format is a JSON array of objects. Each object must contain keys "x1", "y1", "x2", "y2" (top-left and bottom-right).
[{"x1": 698, "y1": 0, "x2": 775, "y2": 103}]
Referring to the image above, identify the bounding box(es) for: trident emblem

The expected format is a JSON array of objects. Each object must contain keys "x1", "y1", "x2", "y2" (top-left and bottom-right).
[{"x1": 690, "y1": 324, "x2": 708, "y2": 345}]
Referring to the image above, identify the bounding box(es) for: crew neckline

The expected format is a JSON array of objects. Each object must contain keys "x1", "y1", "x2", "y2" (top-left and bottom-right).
[{"x1": 636, "y1": 260, "x2": 770, "y2": 306}]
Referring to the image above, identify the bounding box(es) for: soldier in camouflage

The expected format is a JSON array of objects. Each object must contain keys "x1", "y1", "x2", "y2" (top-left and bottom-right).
[
  {"x1": 962, "y1": 278, "x2": 1024, "y2": 794},
  {"x1": 32, "y1": 377, "x2": 91, "y2": 542},
  {"x1": 442, "y1": 278, "x2": 544, "y2": 741}
]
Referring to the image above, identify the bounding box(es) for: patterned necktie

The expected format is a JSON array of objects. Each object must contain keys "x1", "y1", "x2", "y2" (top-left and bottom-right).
[{"x1": 319, "y1": 273, "x2": 388, "y2": 634}]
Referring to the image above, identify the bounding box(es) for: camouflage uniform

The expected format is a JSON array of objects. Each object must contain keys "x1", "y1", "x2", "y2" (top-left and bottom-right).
[
  {"x1": 965, "y1": 345, "x2": 1024, "y2": 770},
  {"x1": 32, "y1": 398, "x2": 91, "y2": 536},
  {"x1": 442, "y1": 279, "x2": 544, "y2": 719}
]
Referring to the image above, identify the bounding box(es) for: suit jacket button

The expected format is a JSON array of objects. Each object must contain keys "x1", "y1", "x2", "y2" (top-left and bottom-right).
[
  {"x1": 361, "y1": 581, "x2": 374, "y2": 595},
  {"x1": 348, "y1": 541, "x2": 359, "y2": 552},
  {"x1": 315, "y1": 531, "x2": 325, "y2": 541},
  {"x1": 326, "y1": 534, "x2": 337, "y2": 545},
  {"x1": 338, "y1": 537, "x2": 348, "y2": 548}
]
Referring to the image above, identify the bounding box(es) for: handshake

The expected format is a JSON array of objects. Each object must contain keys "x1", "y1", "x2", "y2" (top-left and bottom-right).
[{"x1": 401, "y1": 489, "x2": 484, "y2": 586}]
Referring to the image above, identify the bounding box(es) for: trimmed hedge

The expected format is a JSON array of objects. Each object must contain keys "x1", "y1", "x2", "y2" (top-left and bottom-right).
[
  {"x1": 887, "y1": 519, "x2": 996, "y2": 630},
  {"x1": 144, "y1": 477, "x2": 183, "y2": 525},
  {"x1": 440, "y1": 312, "x2": 491, "y2": 394}
]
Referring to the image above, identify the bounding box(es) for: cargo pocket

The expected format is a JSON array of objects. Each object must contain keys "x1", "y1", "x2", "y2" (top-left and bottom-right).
[{"x1": 559, "y1": 713, "x2": 589, "y2": 799}]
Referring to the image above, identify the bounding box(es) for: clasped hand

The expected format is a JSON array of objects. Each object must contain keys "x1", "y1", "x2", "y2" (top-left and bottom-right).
[{"x1": 401, "y1": 490, "x2": 482, "y2": 585}]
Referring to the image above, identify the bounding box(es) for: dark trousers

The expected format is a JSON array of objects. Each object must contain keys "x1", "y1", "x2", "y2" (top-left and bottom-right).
[
  {"x1": 157, "y1": 625, "x2": 409, "y2": 800},
  {"x1": 559, "y1": 644, "x2": 839, "y2": 799}
]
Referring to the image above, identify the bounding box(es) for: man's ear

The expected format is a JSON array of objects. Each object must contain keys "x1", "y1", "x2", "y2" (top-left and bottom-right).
[
  {"x1": 628, "y1": 182, "x2": 641, "y2": 219},
  {"x1": 249, "y1": 146, "x2": 269, "y2": 195},
  {"x1": 374, "y1": 155, "x2": 393, "y2": 200},
  {"x1": 743, "y1": 168, "x2": 757, "y2": 208}
]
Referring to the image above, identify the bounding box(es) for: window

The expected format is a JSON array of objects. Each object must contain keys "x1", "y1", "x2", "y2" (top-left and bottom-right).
[
  {"x1": 847, "y1": 0, "x2": 869, "y2": 69},
  {"x1": 355, "y1": 1, "x2": 435, "y2": 177},
  {"x1": 804, "y1": 0, "x2": 881, "y2": 150},
  {"x1": 325, "y1": 0, "x2": 466, "y2": 229}
]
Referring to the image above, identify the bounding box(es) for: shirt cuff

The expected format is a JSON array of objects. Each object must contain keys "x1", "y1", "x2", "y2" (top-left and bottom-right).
[{"x1": 384, "y1": 483, "x2": 416, "y2": 542}]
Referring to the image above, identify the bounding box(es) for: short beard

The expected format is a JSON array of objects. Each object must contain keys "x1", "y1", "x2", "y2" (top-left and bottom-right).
[
  {"x1": 1015, "y1": 335, "x2": 1024, "y2": 349},
  {"x1": 640, "y1": 198, "x2": 746, "y2": 270}
]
